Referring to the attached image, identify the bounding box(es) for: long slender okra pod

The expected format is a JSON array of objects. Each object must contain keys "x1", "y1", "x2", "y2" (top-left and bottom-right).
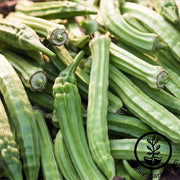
[
  {"x1": 87, "y1": 33, "x2": 115, "y2": 179},
  {"x1": 0, "y1": 54, "x2": 40, "y2": 180},
  {"x1": 16, "y1": 0, "x2": 97, "y2": 19},
  {"x1": 110, "y1": 139, "x2": 180, "y2": 163},
  {"x1": 34, "y1": 111, "x2": 63, "y2": 180},
  {"x1": 50, "y1": 45, "x2": 123, "y2": 113},
  {"x1": 53, "y1": 51, "x2": 106, "y2": 180},
  {"x1": 100, "y1": 0, "x2": 165, "y2": 52},
  {"x1": 129, "y1": 76, "x2": 180, "y2": 114},
  {"x1": 0, "y1": 98, "x2": 23, "y2": 180},
  {"x1": 54, "y1": 130, "x2": 79, "y2": 180},
  {"x1": 6, "y1": 12, "x2": 68, "y2": 46},
  {"x1": 109, "y1": 65, "x2": 180, "y2": 143},
  {"x1": 122, "y1": 2, "x2": 180, "y2": 62},
  {"x1": 1, "y1": 50, "x2": 48, "y2": 91},
  {"x1": 0, "y1": 20, "x2": 55, "y2": 59}
]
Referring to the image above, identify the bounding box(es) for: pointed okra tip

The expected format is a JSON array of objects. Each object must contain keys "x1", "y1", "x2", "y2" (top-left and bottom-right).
[{"x1": 57, "y1": 50, "x2": 85, "y2": 84}]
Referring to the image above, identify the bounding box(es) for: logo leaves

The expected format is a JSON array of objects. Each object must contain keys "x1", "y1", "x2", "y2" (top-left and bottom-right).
[
  {"x1": 156, "y1": 145, "x2": 161, "y2": 151},
  {"x1": 147, "y1": 145, "x2": 152, "y2": 151}
]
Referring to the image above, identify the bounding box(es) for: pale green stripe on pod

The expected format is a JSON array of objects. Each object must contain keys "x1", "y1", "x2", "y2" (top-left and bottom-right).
[
  {"x1": 54, "y1": 130, "x2": 79, "y2": 180},
  {"x1": 87, "y1": 33, "x2": 115, "y2": 179},
  {"x1": 0, "y1": 54, "x2": 40, "y2": 180},
  {"x1": 0, "y1": 98, "x2": 23, "y2": 180},
  {"x1": 34, "y1": 111, "x2": 63, "y2": 180}
]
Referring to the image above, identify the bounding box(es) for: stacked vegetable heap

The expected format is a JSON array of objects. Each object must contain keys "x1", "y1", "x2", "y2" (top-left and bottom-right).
[{"x1": 0, "y1": 0, "x2": 180, "y2": 179}]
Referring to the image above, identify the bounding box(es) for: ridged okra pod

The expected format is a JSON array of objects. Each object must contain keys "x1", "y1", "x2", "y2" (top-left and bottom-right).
[
  {"x1": 16, "y1": 0, "x2": 97, "y2": 19},
  {"x1": 54, "y1": 130, "x2": 79, "y2": 180},
  {"x1": 109, "y1": 65, "x2": 180, "y2": 143},
  {"x1": 50, "y1": 45, "x2": 123, "y2": 113},
  {"x1": 122, "y1": 2, "x2": 180, "y2": 62},
  {"x1": 6, "y1": 12, "x2": 68, "y2": 46},
  {"x1": 100, "y1": 0, "x2": 164, "y2": 52},
  {"x1": 1, "y1": 50, "x2": 48, "y2": 91},
  {"x1": 53, "y1": 51, "x2": 105, "y2": 180},
  {"x1": 87, "y1": 33, "x2": 115, "y2": 179},
  {"x1": 0, "y1": 54, "x2": 40, "y2": 180},
  {"x1": 0, "y1": 98, "x2": 23, "y2": 180},
  {"x1": 0, "y1": 20, "x2": 55, "y2": 59},
  {"x1": 34, "y1": 111, "x2": 63, "y2": 180},
  {"x1": 110, "y1": 139, "x2": 180, "y2": 164},
  {"x1": 110, "y1": 43, "x2": 168, "y2": 89}
]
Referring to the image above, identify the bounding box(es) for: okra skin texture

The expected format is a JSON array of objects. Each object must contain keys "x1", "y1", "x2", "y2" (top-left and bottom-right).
[
  {"x1": 1, "y1": 50, "x2": 47, "y2": 91},
  {"x1": 6, "y1": 12, "x2": 68, "y2": 46},
  {"x1": 110, "y1": 139, "x2": 180, "y2": 164},
  {"x1": 123, "y1": 2, "x2": 180, "y2": 62},
  {"x1": 100, "y1": 0, "x2": 163, "y2": 52},
  {"x1": 34, "y1": 111, "x2": 63, "y2": 180},
  {"x1": 0, "y1": 54, "x2": 40, "y2": 180},
  {"x1": 53, "y1": 52, "x2": 106, "y2": 180},
  {"x1": 87, "y1": 34, "x2": 115, "y2": 179},
  {"x1": 0, "y1": 99, "x2": 23, "y2": 180},
  {"x1": 16, "y1": 1, "x2": 97, "y2": 19},
  {"x1": 109, "y1": 65, "x2": 180, "y2": 143},
  {"x1": 110, "y1": 43, "x2": 168, "y2": 89},
  {"x1": 54, "y1": 130, "x2": 79, "y2": 180},
  {"x1": 0, "y1": 20, "x2": 55, "y2": 58}
]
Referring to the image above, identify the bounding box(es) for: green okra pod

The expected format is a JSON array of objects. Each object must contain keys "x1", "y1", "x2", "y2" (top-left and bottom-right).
[
  {"x1": 109, "y1": 65, "x2": 180, "y2": 143},
  {"x1": 100, "y1": 0, "x2": 165, "y2": 52},
  {"x1": 53, "y1": 51, "x2": 106, "y2": 180},
  {"x1": 1, "y1": 50, "x2": 48, "y2": 91},
  {"x1": 0, "y1": 20, "x2": 55, "y2": 59},
  {"x1": 122, "y1": 2, "x2": 180, "y2": 62},
  {"x1": 16, "y1": 0, "x2": 97, "y2": 19},
  {"x1": 0, "y1": 54, "x2": 40, "y2": 180},
  {"x1": 0, "y1": 98, "x2": 23, "y2": 180},
  {"x1": 54, "y1": 130, "x2": 79, "y2": 180},
  {"x1": 87, "y1": 33, "x2": 115, "y2": 179},
  {"x1": 6, "y1": 12, "x2": 68, "y2": 46},
  {"x1": 34, "y1": 111, "x2": 63, "y2": 180}
]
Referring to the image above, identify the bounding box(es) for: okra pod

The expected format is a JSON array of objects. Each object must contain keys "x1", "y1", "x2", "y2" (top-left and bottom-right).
[
  {"x1": 53, "y1": 51, "x2": 106, "y2": 179},
  {"x1": 34, "y1": 111, "x2": 63, "y2": 180},
  {"x1": 122, "y1": 2, "x2": 180, "y2": 62},
  {"x1": 16, "y1": 0, "x2": 97, "y2": 19},
  {"x1": 109, "y1": 65, "x2": 180, "y2": 143},
  {"x1": 87, "y1": 33, "x2": 115, "y2": 179},
  {"x1": 54, "y1": 130, "x2": 79, "y2": 180},
  {"x1": 0, "y1": 20, "x2": 55, "y2": 58},
  {"x1": 0, "y1": 54, "x2": 40, "y2": 180},
  {"x1": 100, "y1": 0, "x2": 165, "y2": 52},
  {"x1": 110, "y1": 139, "x2": 180, "y2": 164},
  {"x1": 6, "y1": 12, "x2": 68, "y2": 46},
  {"x1": 1, "y1": 50, "x2": 48, "y2": 91},
  {"x1": 0, "y1": 98, "x2": 23, "y2": 180}
]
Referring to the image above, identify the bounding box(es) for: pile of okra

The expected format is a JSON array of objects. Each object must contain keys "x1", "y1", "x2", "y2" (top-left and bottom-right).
[{"x1": 0, "y1": 0, "x2": 180, "y2": 179}]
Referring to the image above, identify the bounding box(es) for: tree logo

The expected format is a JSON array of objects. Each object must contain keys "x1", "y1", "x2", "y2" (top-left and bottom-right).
[{"x1": 134, "y1": 132, "x2": 172, "y2": 169}]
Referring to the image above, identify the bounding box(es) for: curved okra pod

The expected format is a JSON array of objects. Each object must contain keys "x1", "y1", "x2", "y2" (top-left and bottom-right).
[
  {"x1": 109, "y1": 65, "x2": 180, "y2": 143},
  {"x1": 6, "y1": 12, "x2": 68, "y2": 46},
  {"x1": 34, "y1": 111, "x2": 63, "y2": 180},
  {"x1": 100, "y1": 0, "x2": 165, "y2": 52},
  {"x1": 0, "y1": 54, "x2": 40, "y2": 180},
  {"x1": 122, "y1": 2, "x2": 180, "y2": 62},
  {"x1": 16, "y1": 0, "x2": 97, "y2": 19},
  {"x1": 87, "y1": 33, "x2": 115, "y2": 179},
  {"x1": 53, "y1": 51, "x2": 106, "y2": 180},
  {"x1": 0, "y1": 20, "x2": 55, "y2": 58},
  {"x1": 0, "y1": 98, "x2": 23, "y2": 180},
  {"x1": 1, "y1": 50, "x2": 48, "y2": 91},
  {"x1": 110, "y1": 139, "x2": 180, "y2": 163},
  {"x1": 54, "y1": 130, "x2": 79, "y2": 180}
]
